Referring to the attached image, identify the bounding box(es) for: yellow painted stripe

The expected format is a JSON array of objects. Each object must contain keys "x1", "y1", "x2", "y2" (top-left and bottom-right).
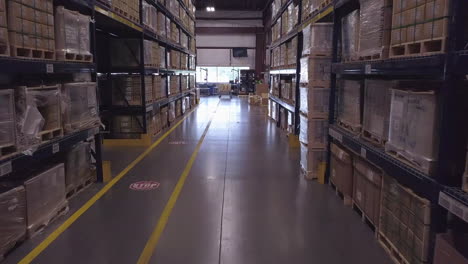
[
  {"x1": 18, "y1": 109, "x2": 196, "y2": 264},
  {"x1": 136, "y1": 102, "x2": 219, "y2": 264}
]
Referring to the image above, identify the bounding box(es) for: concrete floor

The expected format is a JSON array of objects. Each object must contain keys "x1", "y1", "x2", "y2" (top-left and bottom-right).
[{"x1": 5, "y1": 97, "x2": 392, "y2": 264}]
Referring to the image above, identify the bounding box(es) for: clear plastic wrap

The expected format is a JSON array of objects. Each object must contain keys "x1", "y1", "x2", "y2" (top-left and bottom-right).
[
  {"x1": 0, "y1": 186, "x2": 26, "y2": 257},
  {"x1": 299, "y1": 87, "x2": 330, "y2": 118},
  {"x1": 0, "y1": 90, "x2": 16, "y2": 148},
  {"x1": 310, "y1": 23, "x2": 333, "y2": 55},
  {"x1": 61, "y1": 82, "x2": 100, "y2": 133},
  {"x1": 299, "y1": 115, "x2": 328, "y2": 148},
  {"x1": 387, "y1": 88, "x2": 407, "y2": 153},
  {"x1": 330, "y1": 143, "x2": 353, "y2": 198},
  {"x1": 159, "y1": 46, "x2": 166, "y2": 69},
  {"x1": 341, "y1": 10, "x2": 360, "y2": 61},
  {"x1": 158, "y1": 13, "x2": 166, "y2": 37},
  {"x1": 142, "y1": 1, "x2": 152, "y2": 30},
  {"x1": 55, "y1": 6, "x2": 79, "y2": 55},
  {"x1": 24, "y1": 164, "x2": 68, "y2": 237},
  {"x1": 168, "y1": 102, "x2": 176, "y2": 122},
  {"x1": 287, "y1": 4, "x2": 295, "y2": 33},
  {"x1": 166, "y1": 17, "x2": 171, "y2": 41},
  {"x1": 77, "y1": 13, "x2": 91, "y2": 58},
  {"x1": 287, "y1": 36, "x2": 298, "y2": 65},
  {"x1": 363, "y1": 80, "x2": 392, "y2": 143},
  {"x1": 337, "y1": 80, "x2": 361, "y2": 131},
  {"x1": 302, "y1": 25, "x2": 311, "y2": 56},
  {"x1": 359, "y1": 0, "x2": 392, "y2": 58},
  {"x1": 15, "y1": 85, "x2": 61, "y2": 151},
  {"x1": 300, "y1": 144, "x2": 326, "y2": 180},
  {"x1": 300, "y1": 57, "x2": 332, "y2": 86},
  {"x1": 64, "y1": 142, "x2": 91, "y2": 193}
]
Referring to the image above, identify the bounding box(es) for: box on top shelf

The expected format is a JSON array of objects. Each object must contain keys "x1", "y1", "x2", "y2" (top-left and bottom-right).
[
  {"x1": 337, "y1": 79, "x2": 362, "y2": 133},
  {"x1": 341, "y1": 9, "x2": 360, "y2": 61},
  {"x1": 287, "y1": 3, "x2": 299, "y2": 33},
  {"x1": 142, "y1": 2, "x2": 158, "y2": 33},
  {"x1": 15, "y1": 85, "x2": 63, "y2": 151},
  {"x1": 303, "y1": 23, "x2": 333, "y2": 56},
  {"x1": 358, "y1": 0, "x2": 392, "y2": 60},
  {"x1": 380, "y1": 173, "x2": 432, "y2": 263},
  {"x1": 61, "y1": 82, "x2": 99, "y2": 134},
  {"x1": 299, "y1": 86, "x2": 330, "y2": 118},
  {"x1": 8, "y1": 0, "x2": 55, "y2": 59},
  {"x1": 390, "y1": 0, "x2": 451, "y2": 57},
  {"x1": 363, "y1": 80, "x2": 392, "y2": 145},
  {"x1": 299, "y1": 56, "x2": 332, "y2": 87},
  {"x1": 300, "y1": 144, "x2": 326, "y2": 180},
  {"x1": 0, "y1": 89, "x2": 16, "y2": 153},
  {"x1": 386, "y1": 81, "x2": 440, "y2": 176},
  {"x1": 0, "y1": 185, "x2": 26, "y2": 258},
  {"x1": 299, "y1": 115, "x2": 328, "y2": 149},
  {"x1": 330, "y1": 143, "x2": 353, "y2": 199},
  {"x1": 111, "y1": 0, "x2": 140, "y2": 23},
  {"x1": 64, "y1": 142, "x2": 92, "y2": 194},
  {"x1": 353, "y1": 157, "x2": 383, "y2": 227}
]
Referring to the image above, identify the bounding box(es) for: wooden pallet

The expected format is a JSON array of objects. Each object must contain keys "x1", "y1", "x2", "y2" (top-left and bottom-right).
[
  {"x1": 338, "y1": 119, "x2": 361, "y2": 134},
  {"x1": 27, "y1": 201, "x2": 69, "y2": 238},
  {"x1": 330, "y1": 180, "x2": 352, "y2": 206},
  {"x1": 378, "y1": 232, "x2": 411, "y2": 264},
  {"x1": 39, "y1": 128, "x2": 63, "y2": 142},
  {"x1": 358, "y1": 47, "x2": 389, "y2": 61},
  {"x1": 0, "y1": 144, "x2": 17, "y2": 160},
  {"x1": 0, "y1": 233, "x2": 26, "y2": 262},
  {"x1": 352, "y1": 202, "x2": 378, "y2": 238},
  {"x1": 362, "y1": 129, "x2": 386, "y2": 146},
  {"x1": 11, "y1": 46, "x2": 55, "y2": 60},
  {"x1": 66, "y1": 176, "x2": 96, "y2": 199},
  {"x1": 390, "y1": 38, "x2": 446, "y2": 58},
  {"x1": 56, "y1": 51, "x2": 93, "y2": 62},
  {"x1": 385, "y1": 143, "x2": 435, "y2": 176},
  {"x1": 319, "y1": 0, "x2": 332, "y2": 9}
]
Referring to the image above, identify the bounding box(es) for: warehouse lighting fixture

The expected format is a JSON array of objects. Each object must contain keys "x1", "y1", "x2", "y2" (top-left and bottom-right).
[{"x1": 206, "y1": 6, "x2": 215, "y2": 12}]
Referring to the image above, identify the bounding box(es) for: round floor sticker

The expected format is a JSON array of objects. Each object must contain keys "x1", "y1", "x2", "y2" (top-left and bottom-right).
[{"x1": 129, "y1": 181, "x2": 160, "y2": 191}]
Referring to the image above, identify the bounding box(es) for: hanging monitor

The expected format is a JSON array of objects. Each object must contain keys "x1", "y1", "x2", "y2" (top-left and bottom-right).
[{"x1": 232, "y1": 48, "x2": 248, "y2": 58}]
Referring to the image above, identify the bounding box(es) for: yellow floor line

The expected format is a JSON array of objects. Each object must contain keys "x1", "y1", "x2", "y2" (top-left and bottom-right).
[
  {"x1": 136, "y1": 102, "x2": 219, "y2": 264},
  {"x1": 18, "y1": 109, "x2": 197, "y2": 264}
]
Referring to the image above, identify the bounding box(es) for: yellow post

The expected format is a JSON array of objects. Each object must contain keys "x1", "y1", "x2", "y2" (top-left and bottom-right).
[{"x1": 103, "y1": 161, "x2": 112, "y2": 183}]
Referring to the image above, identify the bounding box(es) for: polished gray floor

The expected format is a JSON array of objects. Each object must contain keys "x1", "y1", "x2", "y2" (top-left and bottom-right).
[{"x1": 5, "y1": 97, "x2": 392, "y2": 264}]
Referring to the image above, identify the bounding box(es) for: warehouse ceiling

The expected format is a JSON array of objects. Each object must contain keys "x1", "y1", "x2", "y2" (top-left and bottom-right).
[{"x1": 194, "y1": 0, "x2": 269, "y2": 11}]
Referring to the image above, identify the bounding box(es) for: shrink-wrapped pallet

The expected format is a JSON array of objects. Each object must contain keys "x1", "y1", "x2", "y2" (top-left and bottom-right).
[
  {"x1": 0, "y1": 186, "x2": 26, "y2": 257},
  {"x1": 386, "y1": 83, "x2": 439, "y2": 175},
  {"x1": 309, "y1": 23, "x2": 333, "y2": 55},
  {"x1": 363, "y1": 80, "x2": 392, "y2": 144},
  {"x1": 302, "y1": 25, "x2": 311, "y2": 56},
  {"x1": 168, "y1": 102, "x2": 176, "y2": 122},
  {"x1": 299, "y1": 86, "x2": 330, "y2": 118},
  {"x1": 142, "y1": 2, "x2": 157, "y2": 32},
  {"x1": 299, "y1": 115, "x2": 328, "y2": 148},
  {"x1": 0, "y1": 90, "x2": 16, "y2": 150},
  {"x1": 358, "y1": 0, "x2": 392, "y2": 59},
  {"x1": 169, "y1": 75, "x2": 180, "y2": 95},
  {"x1": 55, "y1": 6, "x2": 92, "y2": 61},
  {"x1": 299, "y1": 57, "x2": 331, "y2": 87},
  {"x1": 61, "y1": 82, "x2": 99, "y2": 133},
  {"x1": 330, "y1": 143, "x2": 353, "y2": 199},
  {"x1": 24, "y1": 164, "x2": 68, "y2": 237},
  {"x1": 342, "y1": 10, "x2": 360, "y2": 61},
  {"x1": 336, "y1": 80, "x2": 361, "y2": 132},
  {"x1": 287, "y1": 36, "x2": 298, "y2": 65},
  {"x1": 64, "y1": 142, "x2": 92, "y2": 194},
  {"x1": 15, "y1": 85, "x2": 62, "y2": 151},
  {"x1": 160, "y1": 106, "x2": 168, "y2": 128},
  {"x1": 158, "y1": 13, "x2": 166, "y2": 37},
  {"x1": 300, "y1": 144, "x2": 326, "y2": 180}
]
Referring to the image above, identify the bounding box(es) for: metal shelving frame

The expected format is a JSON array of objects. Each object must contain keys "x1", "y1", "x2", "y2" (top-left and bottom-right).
[
  {"x1": 0, "y1": 0, "x2": 103, "y2": 181},
  {"x1": 327, "y1": 0, "x2": 468, "y2": 261},
  {"x1": 94, "y1": 0, "x2": 197, "y2": 139},
  {"x1": 268, "y1": 1, "x2": 333, "y2": 134}
]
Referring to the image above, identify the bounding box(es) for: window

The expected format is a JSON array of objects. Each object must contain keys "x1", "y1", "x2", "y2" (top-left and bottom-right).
[{"x1": 196, "y1": 67, "x2": 250, "y2": 83}]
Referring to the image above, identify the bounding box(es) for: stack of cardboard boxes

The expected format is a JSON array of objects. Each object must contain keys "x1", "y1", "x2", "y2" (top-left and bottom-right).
[{"x1": 299, "y1": 23, "x2": 332, "y2": 180}]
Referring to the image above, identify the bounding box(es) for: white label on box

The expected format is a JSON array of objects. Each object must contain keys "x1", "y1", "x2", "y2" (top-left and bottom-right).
[
  {"x1": 365, "y1": 64, "x2": 372, "y2": 74},
  {"x1": 361, "y1": 148, "x2": 367, "y2": 158},
  {"x1": 52, "y1": 143, "x2": 59, "y2": 154},
  {"x1": 46, "y1": 64, "x2": 54, "y2": 73},
  {"x1": 0, "y1": 162, "x2": 12, "y2": 177}
]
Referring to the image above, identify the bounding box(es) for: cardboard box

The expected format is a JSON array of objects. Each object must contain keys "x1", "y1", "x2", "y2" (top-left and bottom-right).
[
  {"x1": 330, "y1": 143, "x2": 353, "y2": 197},
  {"x1": 299, "y1": 115, "x2": 328, "y2": 148},
  {"x1": 353, "y1": 158, "x2": 382, "y2": 225},
  {"x1": 0, "y1": 186, "x2": 27, "y2": 257},
  {"x1": 299, "y1": 87, "x2": 330, "y2": 118},
  {"x1": 300, "y1": 143, "x2": 326, "y2": 180},
  {"x1": 363, "y1": 80, "x2": 392, "y2": 144}
]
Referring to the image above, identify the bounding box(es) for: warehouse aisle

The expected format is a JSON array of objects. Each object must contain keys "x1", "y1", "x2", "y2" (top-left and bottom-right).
[{"x1": 6, "y1": 97, "x2": 391, "y2": 264}]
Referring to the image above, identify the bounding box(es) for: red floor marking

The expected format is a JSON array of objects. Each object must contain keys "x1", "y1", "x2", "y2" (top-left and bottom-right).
[{"x1": 130, "y1": 181, "x2": 161, "y2": 191}]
